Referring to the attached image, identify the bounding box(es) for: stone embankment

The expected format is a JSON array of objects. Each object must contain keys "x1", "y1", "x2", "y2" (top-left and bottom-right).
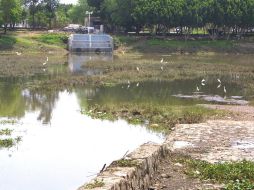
[{"x1": 78, "y1": 120, "x2": 254, "y2": 190}]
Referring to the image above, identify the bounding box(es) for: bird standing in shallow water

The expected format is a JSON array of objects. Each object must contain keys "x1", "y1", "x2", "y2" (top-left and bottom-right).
[
  {"x1": 224, "y1": 86, "x2": 227, "y2": 93},
  {"x1": 160, "y1": 58, "x2": 164, "y2": 63},
  {"x1": 196, "y1": 86, "x2": 200, "y2": 92}
]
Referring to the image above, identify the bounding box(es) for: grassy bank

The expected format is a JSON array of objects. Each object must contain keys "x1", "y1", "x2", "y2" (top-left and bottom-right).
[
  {"x1": 114, "y1": 35, "x2": 254, "y2": 54},
  {"x1": 176, "y1": 155, "x2": 254, "y2": 189},
  {"x1": 0, "y1": 31, "x2": 68, "y2": 53}
]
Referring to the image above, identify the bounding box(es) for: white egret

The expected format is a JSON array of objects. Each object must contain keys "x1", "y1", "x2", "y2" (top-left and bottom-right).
[
  {"x1": 136, "y1": 67, "x2": 140, "y2": 72},
  {"x1": 224, "y1": 86, "x2": 227, "y2": 93},
  {"x1": 160, "y1": 66, "x2": 164, "y2": 71},
  {"x1": 196, "y1": 86, "x2": 200, "y2": 92},
  {"x1": 42, "y1": 62, "x2": 47, "y2": 66},
  {"x1": 46, "y1": 57, "x2": 49, "y2": 62},
  {"x1": 136, "y1": 82, "x2": 139, "y2": 87},
  {"x1": 127, "y1": 80, "x2": 130, "y2": 84},
  {"x1": 217, "y1": 78, "x2": 221, "y2": 83},
  {"x1": 160, "y1": 58, "x2": 164, "y2": 63},
  {"x1": 201, "y1": 82, "x2": 205, "y2": 86},
  {"x1": 15, "y1": 52, "x2": 22, "y2": 56},
  {"x1": 127, "y1": 84, "x2": 130, "y2": 89},
  {"x1": 217, "y1": 84, "x2": 221, "y2": 88},
  {"x1": 201, "y1": 79, "x2": 205, "y2": 83}
]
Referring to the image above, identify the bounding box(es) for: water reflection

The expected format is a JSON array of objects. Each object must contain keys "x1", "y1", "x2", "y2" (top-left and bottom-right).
[
  {"x1": 0, "y1": 91, "x2": 164, "y2": 190},
  {"x1": 0, "y1": 78, "x2": 248, "y2": 124},
  {"x1": 68, "y1": 53, "x2": 113, "y2": 74}
]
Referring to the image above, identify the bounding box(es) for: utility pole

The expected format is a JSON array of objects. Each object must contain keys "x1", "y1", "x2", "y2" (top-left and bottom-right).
[{"x1": 86, "y1": 11, "x2": 93, "y2": 27}]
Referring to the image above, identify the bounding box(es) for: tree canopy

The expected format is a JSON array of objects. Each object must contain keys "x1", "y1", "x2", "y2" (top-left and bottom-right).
[{"x1": 0, "y1": 0, "x2": 254, "y2": 35}]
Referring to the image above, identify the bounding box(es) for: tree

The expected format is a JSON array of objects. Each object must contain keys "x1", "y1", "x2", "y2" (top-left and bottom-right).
[
  {"x1": 24, "y1": 0, "x2": 41, "y2": 28},
  {"x1": 43, "y1": 0, "x2": 59, "y2": 28},
  {"x1": 68, "y1": 0, "x2": 91, "y2": 24},
  {"x1": 0, "y1": 0, "x2": 22, "y2": 34}
]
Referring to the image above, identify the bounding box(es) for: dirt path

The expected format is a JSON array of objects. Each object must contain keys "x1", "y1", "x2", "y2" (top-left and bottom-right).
[{"x1": 150, "y1": 105, "x2": 254, "y2": 190}]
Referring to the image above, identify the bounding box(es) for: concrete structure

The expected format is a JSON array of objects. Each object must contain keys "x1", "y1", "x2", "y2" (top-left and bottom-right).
[
  {"x1": 78, "y1": 142, "x2": 168, "y2": 190},
  {"x1": 78, "y1": 120, "x2": 254, "y2": 190},
  {"x1": 68, "y1": 34, "x2": 113, "y2": 53}
]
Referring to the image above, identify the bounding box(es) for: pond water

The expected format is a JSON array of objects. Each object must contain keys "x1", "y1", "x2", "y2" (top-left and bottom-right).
[
  {"x1": 0, "y1": 86, "x2": 164, "y2": 190},
  {"x1": 0, "y1": 52, "x2": 254, "y2": 190}
]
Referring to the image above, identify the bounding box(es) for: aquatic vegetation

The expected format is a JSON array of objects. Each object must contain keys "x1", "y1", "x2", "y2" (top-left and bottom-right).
[
  {"x1": 0, "y1": 129, "x2": 13, "y2": 136},
  {"x1": 0, "y1": 138, "x2": 15, "y2": 148},
  {"x1": 0, "y1": 120, "x2": 17, "y2": 125}
]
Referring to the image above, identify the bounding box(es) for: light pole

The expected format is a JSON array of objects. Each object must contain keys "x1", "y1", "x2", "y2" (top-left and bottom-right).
[{"x1": 86, "y1": 11, "x2": 93, "y2": 28}]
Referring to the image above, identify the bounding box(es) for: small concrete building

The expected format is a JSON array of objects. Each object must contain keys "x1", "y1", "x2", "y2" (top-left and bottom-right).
[{"x1": 68, "y1": 34, "x2": 113, "y2": 53}]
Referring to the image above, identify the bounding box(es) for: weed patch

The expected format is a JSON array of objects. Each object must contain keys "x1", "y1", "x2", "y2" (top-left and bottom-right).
[
  {"x1": 0, "y1": 35, "x2": 16, "y2": 49},
  {"x1": 112, "y1": 159, "x2": 139, "y2": 167},
  {"x1": 0, "y1": 129, "x2": 13, "y2": 136},
  {"x1": 85, "y1": 179, "x2": 105, "y2": 189},
  {"x1": 33, "y1": 33, "x2": 68, "y2": 46},
  {"x1": 177, "y1": 156, "x2": 254, "y2": 190}
]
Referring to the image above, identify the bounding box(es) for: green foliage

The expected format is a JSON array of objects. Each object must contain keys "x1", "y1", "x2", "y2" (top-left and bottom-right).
[
  {"x1": 113, "y1": 159, "x2": 139, "y2": 167},
  {"x1": 34, "y1": 33, "x2": 68, "y2": 46},
  {"x1": 0, "y1": 0, "x2": 22, "y2": 33},
  {"x1": 179, "y1": 157, "x2": 254, "y2": 189},
  {"x1": 0, "y1": 138, "x2": 15, "y2": 148},
  {"x1": 0, "y1": 35, "x2": 17, "y2": 49},
  {"x1": 68, "y1": 0, "x2": 92, "y2": 24},
  {"x1": 226, "y1": 179, "x2": 254, "y2": 190},
  {"x1": 0, "y1": 129, "x2": 13, "y2": 136},
  {"x1": 85, "y1": 179, "x2": 105, "y2": 189}
]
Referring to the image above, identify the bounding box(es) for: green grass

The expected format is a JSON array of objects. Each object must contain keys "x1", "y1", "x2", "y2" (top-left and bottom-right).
[
  {"x1": 84, "y1": 102, "x2": 223, "y2": 133},
  {"x1": 32, "y1": 33, "x2": 68, "y2": 47},
  {"x1": 147, "y1": 39, "x2": 234, "y2": 49},
  {"x1": 0, "y1": 35, "x2": 17, "y2": 49},
  {"x1": 178, "y1": 156, "x2": 254, "y2": 190},
  {"x1": 112, "y1": 159, "x2": 139, "y2": 167},
  {"x1": 85, "y1": 179, "x2": 105, "y2": 189}
]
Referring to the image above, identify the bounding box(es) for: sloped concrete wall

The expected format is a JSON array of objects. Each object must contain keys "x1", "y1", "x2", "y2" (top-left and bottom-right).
[{"x1": 78, "y1": 142, "x2": 168, "y2": 190}]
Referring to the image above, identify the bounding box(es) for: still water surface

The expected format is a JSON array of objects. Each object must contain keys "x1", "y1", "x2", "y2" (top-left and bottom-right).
[
  {"x1": 0, "y1": 89, "x2": 164, "y2": 190},
  {"x1": 0, "y1": 52, "x2": 253, "y2": 190}
]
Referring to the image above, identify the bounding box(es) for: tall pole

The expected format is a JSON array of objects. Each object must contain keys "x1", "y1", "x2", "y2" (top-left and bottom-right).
[{"x1": 86, "y1": 11, "x2": 93, "y2": 34}]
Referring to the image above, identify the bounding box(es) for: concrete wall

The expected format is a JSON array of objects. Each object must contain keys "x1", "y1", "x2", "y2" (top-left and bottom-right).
[{"x1": 78, "y1": 142, "x2": 168, "y2": 190}]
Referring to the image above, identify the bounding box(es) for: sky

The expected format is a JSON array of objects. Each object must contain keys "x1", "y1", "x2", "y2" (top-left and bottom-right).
[{"x1": 60, "y1": 0, "x2": 78, "y2": 4}]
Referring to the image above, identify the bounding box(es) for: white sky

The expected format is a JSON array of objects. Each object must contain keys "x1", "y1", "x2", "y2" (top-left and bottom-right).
[{"x1": 60, "y1": 0, "x2": 78, "y2": 4}]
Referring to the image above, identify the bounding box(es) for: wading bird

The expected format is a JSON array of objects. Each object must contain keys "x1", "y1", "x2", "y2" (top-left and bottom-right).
[
  {"x1": 196, "y1": 86, "x2": 200, "y2": 92},
  {"x1": 16, "y1": 52, "x2": 22, "y2": 56},
  {"x1": 160, "y1": 66, "x2": 164, "y2": 71},
  {"x1": 224, "y1": 86, "x2": 227, "y2": 93},
  {"x1": 160, "y1": 58, "x2": 164, "y2": 63},
  {"x1": 217, "y1": 78, "x2": 221, "y2": 83},
  {"x1": 136, "y1": 67, "x2": 140, "y2": 72}
]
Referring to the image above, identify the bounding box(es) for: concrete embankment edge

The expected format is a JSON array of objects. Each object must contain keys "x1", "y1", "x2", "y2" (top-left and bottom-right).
[{"x1": 78, "y1": 142, "x2": 169, "y2": 190}]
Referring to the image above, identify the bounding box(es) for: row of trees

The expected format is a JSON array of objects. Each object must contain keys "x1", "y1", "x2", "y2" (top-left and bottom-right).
[
  {"x1": 90, "y1": 0, "x2": 254, "y2": 35},
  {"x1": 1, "y1": 0, "x2": 254, "y2": 35},
  {"x1": 0, "y1": 0, "x2": 72, "y2": 33}
]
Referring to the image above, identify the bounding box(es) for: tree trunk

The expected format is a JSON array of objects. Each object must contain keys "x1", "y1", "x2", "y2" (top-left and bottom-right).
[{"x1": 4, "y1": 24, "x2": 7, "y2": 34}]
